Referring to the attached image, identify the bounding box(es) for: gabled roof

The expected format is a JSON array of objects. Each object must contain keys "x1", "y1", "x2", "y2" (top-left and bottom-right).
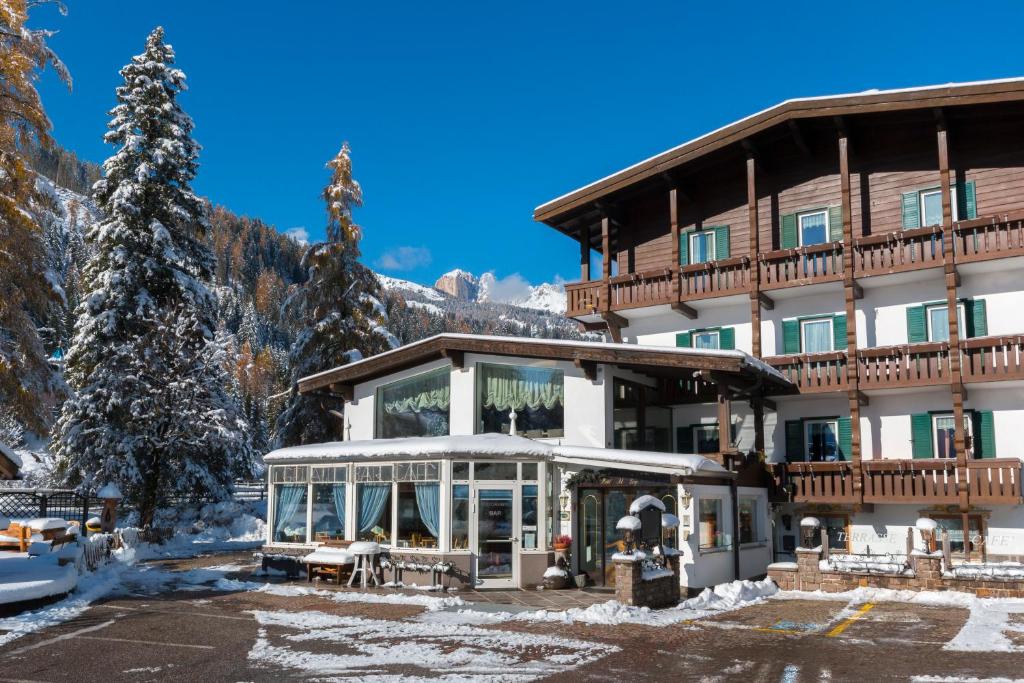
[
  {"x1": 534, "y1": 78, "x2": 1024, "y2": 225},
  {"x1": 296, "y1": 333, "x2": 792, "y2": 394}
]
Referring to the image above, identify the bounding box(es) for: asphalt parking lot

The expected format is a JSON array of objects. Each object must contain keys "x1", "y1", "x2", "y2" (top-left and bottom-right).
[{"x1": 0, "y1": 552, "x2": 1021, "y2": 682}]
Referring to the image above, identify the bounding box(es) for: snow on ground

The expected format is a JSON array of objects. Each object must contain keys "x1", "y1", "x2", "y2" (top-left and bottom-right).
[
  {"x1": 128, "y1": 501, "x2": 266, "y2": 561},
  {"x1": 248, "y1": 608, "x2": 616, "y2": 681}
]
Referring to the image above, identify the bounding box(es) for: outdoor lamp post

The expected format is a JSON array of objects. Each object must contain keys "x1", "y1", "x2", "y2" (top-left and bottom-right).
[{"x1": 96, "y1": 482, "x2": 123, "y2": 533}]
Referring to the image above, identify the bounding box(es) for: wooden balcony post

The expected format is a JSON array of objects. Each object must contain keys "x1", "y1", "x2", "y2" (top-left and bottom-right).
[
  {"x1": 579, "y1": 224, "x2": 591, "y2": 281},
  {"x1": 747, "y1": 154, "x2": 762, "y2": 358},
  {"x1": 839, "y1": 134, "x2": 863, "y2": 496},
  {"x1": 753, "y1": 394, "x2": 765, "y2": 455},
  {"x1": 938, "y1": 124, "x2": 969, "y2": 515},
  {"x1": 601, "y1": 215, "x2": 612, "y2": 314},
  {"x1": 670, "y1": 188, "x2": 681, "y2": 300}
]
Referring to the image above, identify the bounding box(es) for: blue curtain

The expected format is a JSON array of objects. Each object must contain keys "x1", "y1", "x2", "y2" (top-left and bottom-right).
[
  {"x1": 414, "y1": 482, "x2": 440, "y2": 538},
  {"x1": 358, "y1": 484, "x2": 391, "y2": 533},
  {"x1": 274, "y1": 485, "x2": 305, "y2": 536},
  {"x1": 332, "y1": 484, "x2": 346, "y2": 530}
]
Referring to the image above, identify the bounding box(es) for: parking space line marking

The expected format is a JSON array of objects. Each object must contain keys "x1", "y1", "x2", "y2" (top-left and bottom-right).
[
  {"x1": 826, "y1": 602, "x2": 875, "y2": 637},
  {"x1": 94, "y1": 603, "x2": 250, "y2": 621},
  {"x1": 73, "y1": 635, "x2": 215, "y2": 650},
  {"x1": 4, "y1": 619, "x2": 117, "y2": 657}
]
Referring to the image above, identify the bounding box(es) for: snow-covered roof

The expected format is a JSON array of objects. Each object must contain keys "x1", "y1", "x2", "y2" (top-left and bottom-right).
[
  {"x1": 298, "y1": 332, "x2": 789, "y2": 392},
  {"x1": 535, "y1": 77, "x2": 1024, "y2": 222},
  {"x1": 264, "y1": 433, "x2": 728, "y2": 478},
  {"x1": 0, "y1": 442, "x2": 21, "y2": 470}
]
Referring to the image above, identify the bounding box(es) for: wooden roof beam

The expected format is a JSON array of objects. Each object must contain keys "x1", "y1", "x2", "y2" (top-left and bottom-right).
[
  {"x1": 671, "y1": 302, "x2": 698, "y2": 320},
  {"x1": 788, "y1": 119, "x2": 812, "y2": 157},
  {"x1": 441, "y1": 348, "x2": 464, "y2": 370},
  {"x1": 574, "y1": 357, "x2": 598, "y2": 382}
]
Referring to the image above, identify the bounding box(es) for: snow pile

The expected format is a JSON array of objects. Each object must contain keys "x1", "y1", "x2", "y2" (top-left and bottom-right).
[
  {"x1": 127, "y1": 500, "x2": 266, "y2": 561},
  {"x1": 543, "y1": 566, "x2": 569, "y2": 579},
  {"x1": 822, "y1": 553, "x2": 909, "y2": 575},
  {"x1": 0, "y1": 556, "x2": 77, "y2": 605},
  {"x1": 947, "y1": 562, "x2": 1024, "y2": 581},
  {"x1": 681, "y1": 577, "x2": 778, "y2": 612}
]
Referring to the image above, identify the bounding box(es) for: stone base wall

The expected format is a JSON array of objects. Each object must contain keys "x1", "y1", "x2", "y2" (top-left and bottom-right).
[
  {"x1": 614, "y1": 555, "x2": 680, "y2": 609},
  {"x1": 768, "y1": 547, "x2": 1024, "y2": 598}
]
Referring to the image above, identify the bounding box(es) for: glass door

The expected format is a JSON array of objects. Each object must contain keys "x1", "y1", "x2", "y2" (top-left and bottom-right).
[{"x1": 474, "y1": 486, "x2": 518, "y2": 588}]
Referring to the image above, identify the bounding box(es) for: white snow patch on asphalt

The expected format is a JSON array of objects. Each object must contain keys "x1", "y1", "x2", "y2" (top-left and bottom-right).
[{"x1": 248, "y1": 609, "x2": 617, "y2": 680}]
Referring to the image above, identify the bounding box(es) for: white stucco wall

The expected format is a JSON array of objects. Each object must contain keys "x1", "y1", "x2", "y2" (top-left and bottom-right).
[
  {"x1": 760, "y1": 291, "x2": 845, "y2": 357},
  {"x1": 859, "y1": 277, "x2": 948, "y2": 347},
  {"x1": 959, "y1": 270, "x2": 1024, "y2": 336},
  {"x1": 625, "y1": 301, "x2": 753, "y2": 353}
]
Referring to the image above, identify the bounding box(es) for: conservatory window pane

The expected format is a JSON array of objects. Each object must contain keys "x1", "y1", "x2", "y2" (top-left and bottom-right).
[
  {"x1": 474, "y1": 462, "x2": 517, "y2": 480},
  {"x1": 521, "y1": 463, "x2": 538, "y2": 480},
  {"x1": 396, "y1": 482, "x2": 439, "y2": 548},
  {"x1": 453, "y1": 461, "x2": 470, "y2": 480},
  {"x1": 477, "y1": 364, "x2": 564, "y2": 437},
  {"x1": 311, "y1": 483, "x2": 346, "y2": 542},
  {"x1": 522, "y1": 485, "x2": 538, "y2": 549},
  {"x1": 452, "y1": 484, "x2": 469, "y2": 550},
  {"x1": 356, "y1": 483, "x2": 391, "y2": 542},
  {"x1": 273, "y1": 484, "x2": 308, "y2": 543},
  {"x1": 376, "y1": 368, "x2": 450, "y2": 438}
]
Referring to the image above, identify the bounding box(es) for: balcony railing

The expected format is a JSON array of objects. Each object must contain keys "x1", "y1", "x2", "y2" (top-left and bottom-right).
[
  {"x1": 778, "y1": 458, "x2": 1021, "y2": 506},
  {"x1": 679, "y1": 256, "x2": 750, "y2": 300},
  {"x1": 764, "y1": 352, "x2": 850, "y2": 392},
  {"x1": 857, "y1": 342, "x2": 953, "y2": 389},
  {"x1": 562, "y1": 214, "x2": 1024, "y2": 319},
  {"x1": 760, "y1": 242, "x2": 844, "y2": 290},
  {"x1": 960, "y1": 335, "x2": 1024, "y2": 383}
]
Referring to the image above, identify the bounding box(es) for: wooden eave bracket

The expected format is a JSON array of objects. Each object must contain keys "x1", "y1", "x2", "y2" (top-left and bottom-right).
[
  {"x1": 758, "y1": 292, "x2": 775, "y2": 310},
  {"x1": 441, "y1": 348, "x2": 465, "y2": 370},
  {"x1": 574, "y1": 357, "x2": 599, "y2": 382},
  {"x1": 851, "y1": 280, "x2": 864, "y2": 300},
  {"x1": 856, "y1": 390, "x2": 869, "y2": 407},
  {"x1": 601, "y1": 311, "x2": 628, "y2": 330},
  {"x1": 329, "y1": 382, "x2": 353, "y2": 402},
  {"x1": 671, "y1": 302, "x2": 698, "y2": 319}
]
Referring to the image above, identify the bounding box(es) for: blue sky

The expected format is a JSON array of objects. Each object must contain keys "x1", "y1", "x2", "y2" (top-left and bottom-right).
[{"x1": 33, "y1": 2, "x2": 1024, "y2": 289}]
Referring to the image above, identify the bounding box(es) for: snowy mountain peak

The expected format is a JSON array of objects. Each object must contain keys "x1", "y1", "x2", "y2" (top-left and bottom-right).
[
  {"x1": 427, "y1": 269, "x2": 564, "y2": 314},
  {"x1": 434, "y1": 269, "x2": 480, "y2": 301}
]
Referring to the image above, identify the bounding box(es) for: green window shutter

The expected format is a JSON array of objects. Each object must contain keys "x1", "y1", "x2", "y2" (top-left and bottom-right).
[
  {"x1": 973, "y1": 410, "x2": 996, "y2": 459},
  {"x1": 906, "y1": 305, "x2": 927, "y2": 344},
  {"x1": 911, "y1": 413, "x2": 933, "y2": 459},
  {"x1": 781, "y1": 213, "x2": 798, "y2": 249},
  {"x1": 714, "y1": 225, "x2": 730, "y2": 259},
  {"x1": 679, "y1": 230, "x2": 689, "y2": 266},
  {"x1": 832, "y1": 314, "x2": 847, "y2": 352},
  {"x1": 966, "y1": 298, "x2": 988, "y2": 338},
  {"x1": 675, "y1": 331, "x2": 692, "y2": 347},
  {"x1": 901, "y1": 191, "x2": 920, "y2": 229},
  {"x1": 957, "y1": 180, "x2": 977, "y2": 220},
  {"x1": 719, "y1": 326, "x2": 736, "y2": 351},
  {"x1": 828, "y1": 205, "x2": 844, "y2": 242},
  {"x1": 785, "y1": 420, "x2": 804, "y2": 462},
  {"x1": 837, "y1": 417, "x2": 852, "y2": 462},
  {"x1": 782, "y1": 319, "x2": 800, "y2": 354},
  {"x1": 676, "y1": 425, "x2": 695, "y2": 454}
]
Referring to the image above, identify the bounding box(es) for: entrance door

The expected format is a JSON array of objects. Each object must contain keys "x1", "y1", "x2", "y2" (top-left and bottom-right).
[{"x1": 474, "y1": 486, "x2": 518, "y2": 588}]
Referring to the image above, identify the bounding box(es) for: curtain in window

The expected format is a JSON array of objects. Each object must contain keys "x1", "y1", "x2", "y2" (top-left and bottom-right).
[
  {"x1": 274, "y1": 485, "x2": 306, "y2": 536},
  {"x1": 800, "y1": 213, "x2": 827, "y2": 245},
  {"x1": 382, "y1": 372, "x2": 450, "y2": 414},
  {"x1": 414, "y1": 482, "x2": 440, "y2": 538},
  {"x1": 803, "y1": 321, "x2": 832, "y2": 353},
  {"x1": 481, "y1": 365, "x2": 564, "y2": 411},
  {"x1": 332, "y1": 484, "x2": 346, "y2": 530},
  {"x1": 692, "y1": 233, "x2": 713, "y2": 263},
  {"x1": 358, "y1": 484, "x2": 391, "y2": 533},
  {"x1": 929, "y1": 307, "x2": 950, "y2": 342},
  {"x1": 694, "y1": 333, "x2": 718, "y2": 350}
]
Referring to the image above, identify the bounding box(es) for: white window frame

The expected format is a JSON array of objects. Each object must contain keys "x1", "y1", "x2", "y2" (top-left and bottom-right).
[
  {"x1": 925, "y1": 302, "x2": 966, "y2": 343},
  {"x1": 804, "y1": 418, "x2": 839, "y2": 461},
  {"x1": 689, "y1": 230, "x2": 716, "y2": 265},
  {"x1": 797, "y1": 209, "x2": 829, "y2": 247},
  {"x1": 692, "y1": 424, "x2": 720, "y2": 454},
  {"x1": 698, "y1": 496, "x2": 728, "y2": 551},
  {"x1": 919, "y1": 187, "x2": 959, "y2": 227},
  {"x1": 692, "y1": 330, "x2": 720, "y2": 350},
  {"x1": 800, "y1": 317, "x2": 834, "y2": 354},
  {"x1": 932, "y1": 413, "x2": 972, "y2": 459}
]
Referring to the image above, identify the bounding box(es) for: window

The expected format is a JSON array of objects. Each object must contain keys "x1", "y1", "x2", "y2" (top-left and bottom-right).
[
  {"x1": 376, "y1": 368, "x2": 450, "y2": 438},
  {"x1": 738, "y1": 497, "x2": 759, "y2": 545},
  {"x1": 929, "y1": 515, "x2": 983, "y2": 554},
  {"x1": 693, "y1": 425, "x2": 720, "y2": 454},
  {"x1": 451, "y1": 484, "x2": 470, "y2": 550},
  {"x1": 453, "y1": 461, "x2": 470, "y2": 480},
  {"x1": 933, "y1": 413, "x2": 972, "y2": 460},
  {"x1": 396, "y1": 481, "x2": 439, "y2": 548},
  {"x1": 926, "y1": 303, "x2": 965, "y2": 343},
  {"x1": 613, "y1": 378, "x2": 671, "y2": 452},
  {"x1": 271, "y1": 466, "x2": 308, "y2": 483},
  {"x1": 355, "y1": 465, "x2": 393, "y2": 482},
  {"x1": 699, "y1": 498, "x2": 728, "y2": 550},
  {"x1": 474, "y1": 462, "x2": 518, "y2": 480},
  {"x1": 661, "y1": 493, "x2": 677, "y2": 547},
  {"x1": 693, "y1": 330, "x2": 720, "y2": 350},
  {"x1": 356, "y1": 481, "x2": 392, "y2": 542},
  {"x1": 272, "y1": 483, "x2": 308, "y2": 544},
  {"x1": 521, "y1": 463, "x2": 538, "y2": 480},
  {"x1": 798, "y1": 210, "x2": 829, "y2": 246},
  {"x1": 478, "y1": 364, "x2": 564, "y2": 437},
  {"x1": 919, "y1": 188, "x2": 958, "y2": 227},
  {"x1": 801, "y1": 318, "x2": 834, "y2": 354},
  {"x1": 522, "y1": 484, "x2": 538, "y2": 549},
  {"x1": 689, "y1": 230, "x2": 716, "y2": 264},
  {"x1": 394, "y1": 462, "x2": 440, "y2": 482},
  {"x1": 820, "y1": 515, "x2": 849, "y2": 551},
  {"x1": 310, "y1": 466, "x2": 346, "y2": 543},
  {"x1": 805, "y1": 419, "x2": 839, "y2": 462}
]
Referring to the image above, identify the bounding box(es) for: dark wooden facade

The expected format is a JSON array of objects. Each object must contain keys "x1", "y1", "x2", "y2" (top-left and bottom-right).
[{"x1": 537, "y1": 82, "x2": 1024, "y2": 516}]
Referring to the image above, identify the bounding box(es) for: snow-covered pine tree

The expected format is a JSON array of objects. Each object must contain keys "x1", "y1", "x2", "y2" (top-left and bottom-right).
[
  {"x1": 273, "y1": 144, "x2": 397, "y2": 447},
  {"x1": 0, "y1": 0, "x2": 70, "y2": 435},
  {"x1": 53, "y1": 27, "x2": 254, "y2": 524}
]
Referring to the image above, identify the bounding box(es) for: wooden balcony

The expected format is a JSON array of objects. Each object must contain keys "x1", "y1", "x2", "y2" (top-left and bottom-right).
[
  {"x1": 608, "y1": 268, "x2": 675, "y2": 311},
  {"x1": 853, "y1": 225, "x2": 945, "y2": 277},
  {"x1": 764, "y1": 352, "x2": 850, "y2": 393},
  {"x1": 679, "y1": 256, "x2": 751, "y2": 300},
  {"x1": 565, "y1": 279, "x2": 604, "y2": 318},
  {"x1": 781, "y1": 462, "x2": 858, "y2": 503},
  {"x1": 778, "y1": 458, "x2": 1021, "y2": 506},
  {"x1": 760, "y1": 242, "x2": 844, "y2": 291},
  {"x1": 857, "y1": 342, "x2": 953, "y2": 389},
  {"x1": 954, "y1": 213, "x2": 1024, "y2": 264},
  {"x1": 960, "y1": 335, "x2": 1024, "y2": 383}
]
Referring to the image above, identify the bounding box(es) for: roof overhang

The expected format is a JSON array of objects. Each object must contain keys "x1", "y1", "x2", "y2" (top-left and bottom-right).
[
  {"x1": 534, "y1": 78, "x2": 1024, "y2": 229},
  {"x1": 296, "y1": 333, "x2": 793, "y2": 396}
]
